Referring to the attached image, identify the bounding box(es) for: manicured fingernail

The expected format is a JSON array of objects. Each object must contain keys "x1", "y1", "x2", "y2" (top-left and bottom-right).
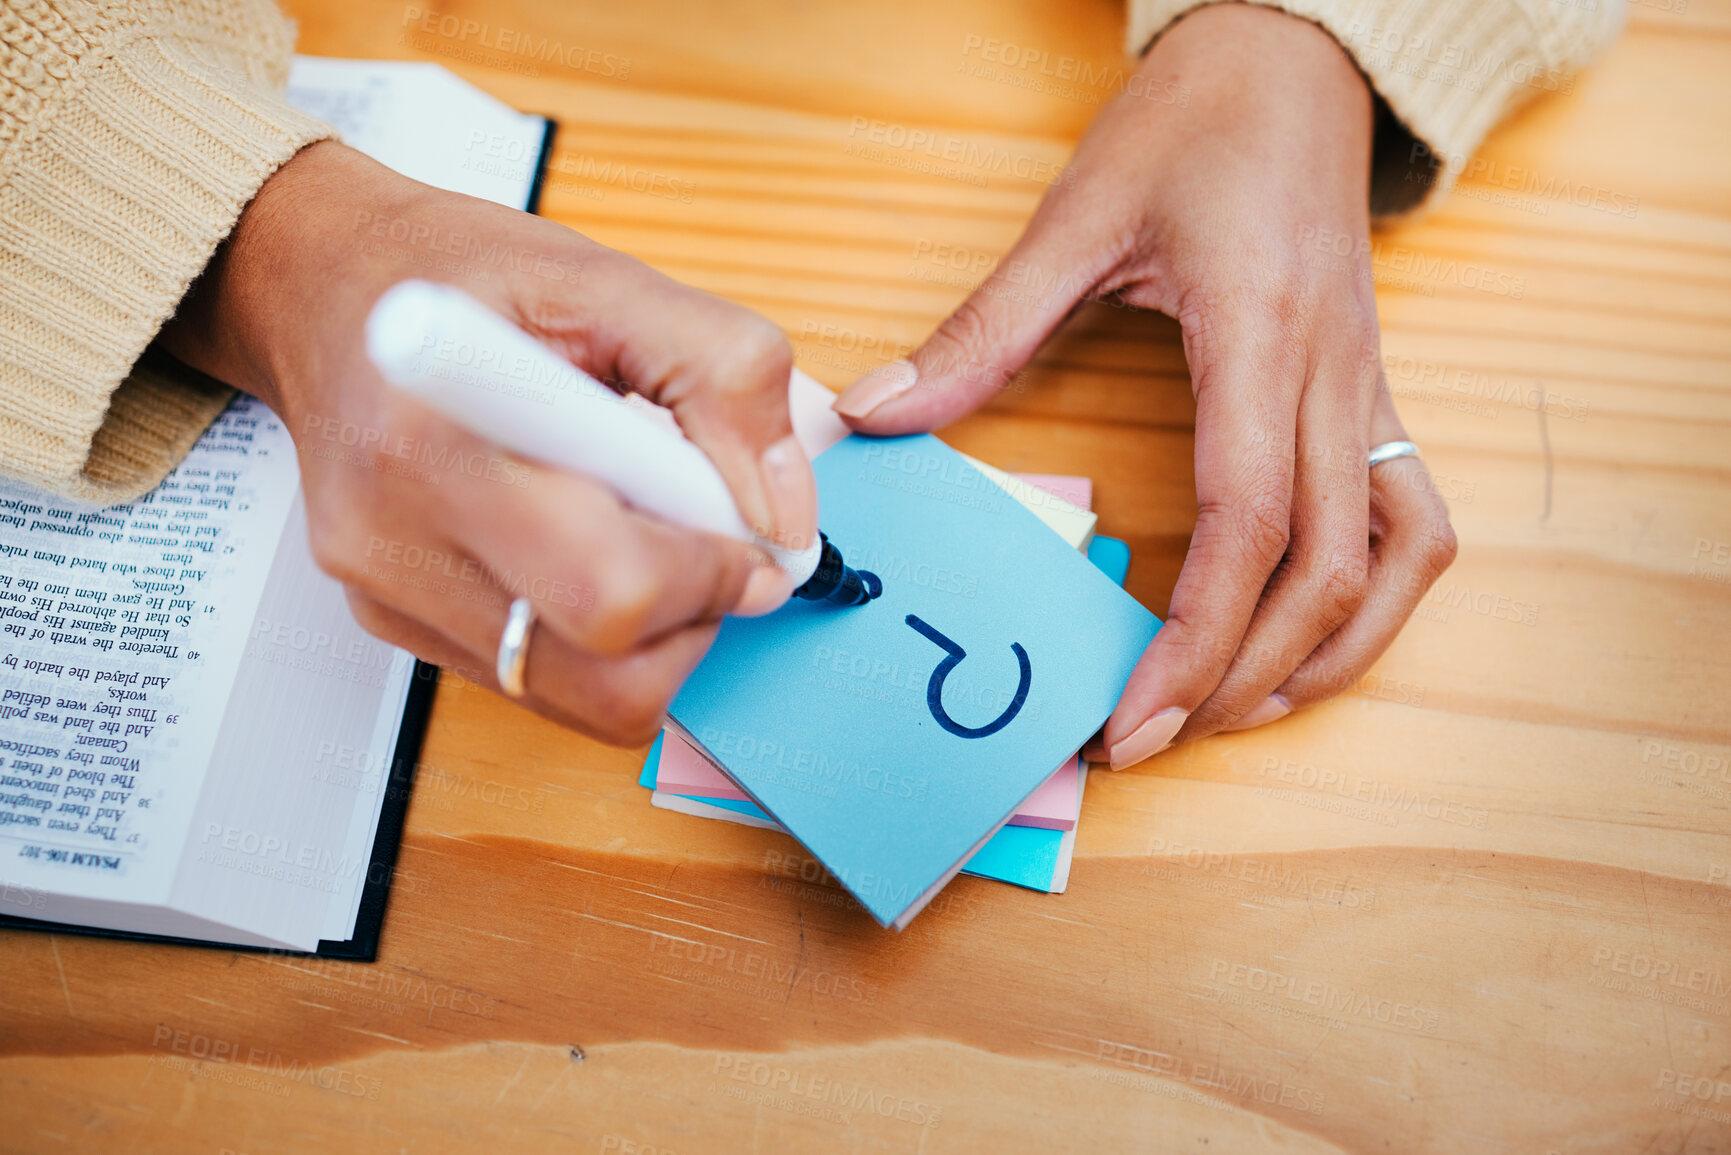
[
  {"x1": 735, "y1": 564, "x2": 797, "y2": 617},
  {"x1": 1223, "y1": 694, "x2": 1292, "y2": 733},
  {"x1": 832, "y1": 359, "x2": 917, "y2": 419},
  {"x1": 1108, "y1": 707, "x2": 1189, "y2": 770},
  {"x1": 757, "y1": 434, "x2": 818, "y2": 553}
]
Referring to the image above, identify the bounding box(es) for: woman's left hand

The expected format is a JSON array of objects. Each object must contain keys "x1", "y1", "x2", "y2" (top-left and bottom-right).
[{"x1": 831, "y1": 4, "x2": 1458, "y2": 766}]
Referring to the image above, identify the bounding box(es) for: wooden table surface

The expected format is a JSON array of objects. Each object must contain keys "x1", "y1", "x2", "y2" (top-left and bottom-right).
[{"x1": 5, "y1": 0, "x2": 1731, "y2": 1151}]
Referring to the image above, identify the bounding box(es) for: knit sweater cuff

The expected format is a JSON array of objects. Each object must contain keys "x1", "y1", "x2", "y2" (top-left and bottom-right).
[
  {"x1": 0, "y1": 27, "x2": 332, "y2": 505},
  {"x1": 1126, "y1": 0, "x2": 1623, "y2": 217}
]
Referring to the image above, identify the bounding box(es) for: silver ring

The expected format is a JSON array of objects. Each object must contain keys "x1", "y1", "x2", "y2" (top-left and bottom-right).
[
  {"x1": 1369, "y1": 440, "x2": 1420, "y2": 468},
  {"x1": 496, "y1": 597, "x2": 536, "y2": 698}
]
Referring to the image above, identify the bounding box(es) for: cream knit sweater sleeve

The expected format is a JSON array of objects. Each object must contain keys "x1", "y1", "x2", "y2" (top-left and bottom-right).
[
  {"x1": 0, "y1": 3, "x2": 1624, "y2": 504},
  {"x1": 0, "y1": 0, "x2": 332, "y2": 504},
  {"x1": 1128, "y1": 0, "x2": 1626, "y2": 215}
]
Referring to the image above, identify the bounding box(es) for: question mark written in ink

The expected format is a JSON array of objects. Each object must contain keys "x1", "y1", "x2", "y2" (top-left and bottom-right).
[{"x1": 905, "y1": 614, "x2": 1030, "y2": 739}]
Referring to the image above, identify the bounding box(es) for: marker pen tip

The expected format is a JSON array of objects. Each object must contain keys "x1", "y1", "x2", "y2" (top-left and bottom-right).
[{"x1": 792, "y1": 534, "x2": 881, "y2": 608}]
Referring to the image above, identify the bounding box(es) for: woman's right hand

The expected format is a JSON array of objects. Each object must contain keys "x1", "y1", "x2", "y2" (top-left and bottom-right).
[{"x1": 160, "y1": 141, "x2": 818, "y2": 745}]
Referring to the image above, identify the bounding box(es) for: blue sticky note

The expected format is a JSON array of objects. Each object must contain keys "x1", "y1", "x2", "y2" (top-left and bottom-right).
[
  {"x1": 961, "y1": 824, "x2": 1064, "y2": 889},
  {"x1": 670, "y1": 434, "x2": 1160, "y2": 927},
  {"x1": 679, "y1": 794, "x2": 771, "y2": 821},
  {"x1": 1087, "y1": 535, "x2": 1132, "y2": 587},
  {"x1": 637, "y1": 731, "x2": 665, "y2": 790}
]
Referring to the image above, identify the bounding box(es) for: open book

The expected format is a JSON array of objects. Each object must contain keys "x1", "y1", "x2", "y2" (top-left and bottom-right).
[{"x1": 0, "y1": 58, "x2": 555, "y2": 956}]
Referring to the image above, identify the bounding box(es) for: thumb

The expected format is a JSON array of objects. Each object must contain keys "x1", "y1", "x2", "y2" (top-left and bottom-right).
[{"x1": 832, "y1": 226, "x2": 1096, "y2": 434}]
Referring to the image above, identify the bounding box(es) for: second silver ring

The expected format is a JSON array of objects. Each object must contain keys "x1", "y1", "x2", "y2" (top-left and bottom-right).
[{"x1": 1369, "y1": 440, "x2": 1420, "y2": 468}]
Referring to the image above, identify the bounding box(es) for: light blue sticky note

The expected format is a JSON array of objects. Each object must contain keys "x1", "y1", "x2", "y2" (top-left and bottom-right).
[
  {"x1": 669, "y1": 434, "x2": 1160, "y2": 927},
  {"x1": 638, "y1": 532, "x2": 1133, "y2": 897}
]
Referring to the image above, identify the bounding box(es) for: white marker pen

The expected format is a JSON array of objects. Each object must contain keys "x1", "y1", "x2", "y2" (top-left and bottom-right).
[{"x1": 364, "y1": 279, "x2": 880, "y2": 607}]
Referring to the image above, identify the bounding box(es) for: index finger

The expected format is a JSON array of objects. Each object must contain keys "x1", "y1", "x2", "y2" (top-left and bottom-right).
[
  {"x1": 832, "y1": 219, "x2": 1098, "y2": 435},
  {"x1": 515, "y1": 248, "x2": 819, "y2": 605},
  {"x1": 609, "y1": 258, "x2": 814, "y2": 543}
]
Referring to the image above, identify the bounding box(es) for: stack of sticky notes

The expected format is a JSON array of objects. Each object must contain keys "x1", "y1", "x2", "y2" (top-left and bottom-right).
[
  {"x1": 640, "y1": 525, "x2": 1132, "y2": 896},
  {"x1": 642, "y1": 372, "x2": 1160, "y2": 929}
]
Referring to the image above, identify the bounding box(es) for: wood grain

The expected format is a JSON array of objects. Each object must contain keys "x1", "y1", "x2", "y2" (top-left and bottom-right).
[{"x1": 4, "y1": 0, "x2": 1730, "y2": 1151}]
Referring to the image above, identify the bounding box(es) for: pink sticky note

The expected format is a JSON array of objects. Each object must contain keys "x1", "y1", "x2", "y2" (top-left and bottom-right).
[
  {"x1": 655, "y1": 731, "x2": 751, "y2": 800},
  {"x1": 655, "y1": 732, "x2": 1078, "y2": 829},
  {"x1": 1012, "y1": 756, "x2": 1080, "y2": 830},
  {"x1": 1019, "y1": 473, "x2": 1092, "y2": 511}
]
